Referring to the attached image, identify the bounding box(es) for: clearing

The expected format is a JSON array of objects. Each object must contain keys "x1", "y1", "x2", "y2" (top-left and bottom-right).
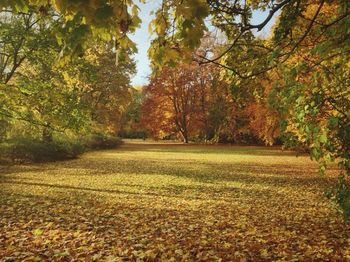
[{"x1": 1, "y1": 141, "x2": 349, "y2": 261}]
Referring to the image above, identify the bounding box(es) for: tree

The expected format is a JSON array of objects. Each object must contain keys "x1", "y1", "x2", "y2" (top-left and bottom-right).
[
  {"x1": 141, "y1": 60, "x2": 281, "y2": 144},
  {"x1": 0, "y1": 10, "x2": 90, "y2": 141},
  {"x1": 81, "y1": 44, "x2": 136, "y2": 134},
  {"x1": 0, "y1": 0, "x2": 141, "y2": 62},
  {"x1": 141, "y1": 64, "x2": 207, "y2": 143},
  {"x1": 0, "y1": 10, "x2": 46, "y2": 84},
  {"x1": 267, "y1": 2, "x2": 350, "y2": 218},
  {"x1": 0, "y1": 10, "x2": 135, "y2": 142},
  {"x1": 119, "y1": 87, "x2": 147, "y2": 139}
]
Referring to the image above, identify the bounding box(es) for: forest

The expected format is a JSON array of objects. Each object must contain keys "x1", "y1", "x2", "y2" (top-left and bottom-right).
[{"x1": 0, "y1": 0, "x2": 349, "y2": 260}]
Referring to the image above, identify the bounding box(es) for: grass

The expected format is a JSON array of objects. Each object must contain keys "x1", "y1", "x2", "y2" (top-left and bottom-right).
[{"x1": 1, "y1": 141, "x2": 349, "y2": 261}]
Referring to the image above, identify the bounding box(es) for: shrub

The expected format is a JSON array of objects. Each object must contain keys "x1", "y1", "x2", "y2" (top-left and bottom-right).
[
  {"x1": 0, "y1": 134, "x2": 122, "y2": 164},
  {"x1": 87, "y1": 133, "x2": 123, "y2": 150},
  {"x1": 0, "y1": 137, "x2": 85, "y2": 163},
  {"x1": 118, "y1": 130, "x2": 147, "y2": 139}
]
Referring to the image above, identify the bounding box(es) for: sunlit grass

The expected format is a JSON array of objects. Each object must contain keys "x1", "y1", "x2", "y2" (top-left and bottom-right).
[{"x1": 1, "y1": 142, "x2": 349, "y2": 261}]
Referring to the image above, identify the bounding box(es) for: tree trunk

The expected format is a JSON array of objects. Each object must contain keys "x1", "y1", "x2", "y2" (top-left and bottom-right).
[
  {"x1": 183, "y1": 134, "x2": 189, "y2": 143},
  {"x1": 42, "y1": 124, "x2": 53, "y2": 142}
]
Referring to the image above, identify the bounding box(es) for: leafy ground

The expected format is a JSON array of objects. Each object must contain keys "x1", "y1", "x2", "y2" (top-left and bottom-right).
[{"x1": 1, "y1": 141, "x2": 349, "y2": 261}]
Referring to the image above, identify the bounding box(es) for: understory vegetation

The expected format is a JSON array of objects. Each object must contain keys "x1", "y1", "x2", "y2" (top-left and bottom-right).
[
  {"x1": 1, "y1": 143, "x2": 349, "y2": 260},
  {"x1": 0, "y1": 135, "x2": 122, "y2": 163}
]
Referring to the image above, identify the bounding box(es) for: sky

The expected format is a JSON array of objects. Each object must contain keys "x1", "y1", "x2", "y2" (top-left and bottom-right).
[
  {"x1": 129, "y1": 0, "x2": 160, "y2": 87},
  {"x1": 129, "y1": 1, "x2": 275, "y2": 87}
]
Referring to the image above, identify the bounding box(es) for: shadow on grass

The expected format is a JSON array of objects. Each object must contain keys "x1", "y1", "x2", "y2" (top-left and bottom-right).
[
  {"x1": 0, "y1": 179, "x2": 271, "y2": 203},
  {"x1": 55, "y1": 157, "x2": 333, "y2": 189},
  {"x1": 0, "y1": 159, "x2": 334, "y2": 192},
  {"x1": 120, "y1": 143, "x2": 302, "y2": 157}
]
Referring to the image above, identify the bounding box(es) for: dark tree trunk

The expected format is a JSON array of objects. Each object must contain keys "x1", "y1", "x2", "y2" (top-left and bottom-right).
[{"x1": 42, "y1": 124, "x2": 53, "y2": 142}]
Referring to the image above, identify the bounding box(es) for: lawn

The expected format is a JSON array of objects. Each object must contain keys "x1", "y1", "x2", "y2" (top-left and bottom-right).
[{"x1": 1, "y1": 141, "x2": 349, "y2": 261}]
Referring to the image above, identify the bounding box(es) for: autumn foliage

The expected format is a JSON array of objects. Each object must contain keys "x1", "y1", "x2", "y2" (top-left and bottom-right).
[
  {"x1": 140, "y1": 63, "x2": 280, "y2": 144},
  {"x1": 1, "y1": 3, "x2": 350, "y2": 259}
]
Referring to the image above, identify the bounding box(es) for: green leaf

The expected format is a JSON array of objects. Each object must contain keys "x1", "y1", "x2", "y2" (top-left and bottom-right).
[
  {"x1": 33, "y1": 229, "x2": 43, "y2": 236},
  {"x1": 95, "y1": 5, "x2": 114, "y2": 20},
  {"x1": 319, "y1": 133, "x2": 328, "y2": 144}
]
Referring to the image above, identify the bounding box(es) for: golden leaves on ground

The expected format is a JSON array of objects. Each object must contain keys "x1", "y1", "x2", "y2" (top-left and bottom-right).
[{"x1": 0, "y1": 142, "x2": 349, "y2": 261}]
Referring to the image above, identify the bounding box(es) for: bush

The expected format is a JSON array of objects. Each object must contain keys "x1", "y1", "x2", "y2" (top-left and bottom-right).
[
  {"x1": 0, "y1": 134, "x2": 122, "y2": 164},
  {"x1": 118, "y1": 130, "x2": 147, "y2": 139},
  {"x1": 87, "y1": 133, "x2": 123, "y2": 150},
  {"x1": 0, "y1": 137, "x2": 85, "y2": 163}
]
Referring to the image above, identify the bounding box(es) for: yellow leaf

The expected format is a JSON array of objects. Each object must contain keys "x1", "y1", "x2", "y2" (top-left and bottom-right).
[
  {"x1": 33, "y1": 229, "x2": 43, "y2": 236},
  {"x1": 260, "y1": 249, "x2": 269, "y2": 258}
]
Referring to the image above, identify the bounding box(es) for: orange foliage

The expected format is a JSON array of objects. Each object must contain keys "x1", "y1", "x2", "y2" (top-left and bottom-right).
[{"x1": 141, "y1": 63, "x2": 281, "y2": 144}]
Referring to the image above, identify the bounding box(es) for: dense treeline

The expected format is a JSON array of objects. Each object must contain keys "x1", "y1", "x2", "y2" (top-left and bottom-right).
[
  {"x1": 0, "y1": 10, "x2": 135, "y2": 162},
  {"x1": 139, "y1": 62, "x2": 279, "y2": 145}
]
